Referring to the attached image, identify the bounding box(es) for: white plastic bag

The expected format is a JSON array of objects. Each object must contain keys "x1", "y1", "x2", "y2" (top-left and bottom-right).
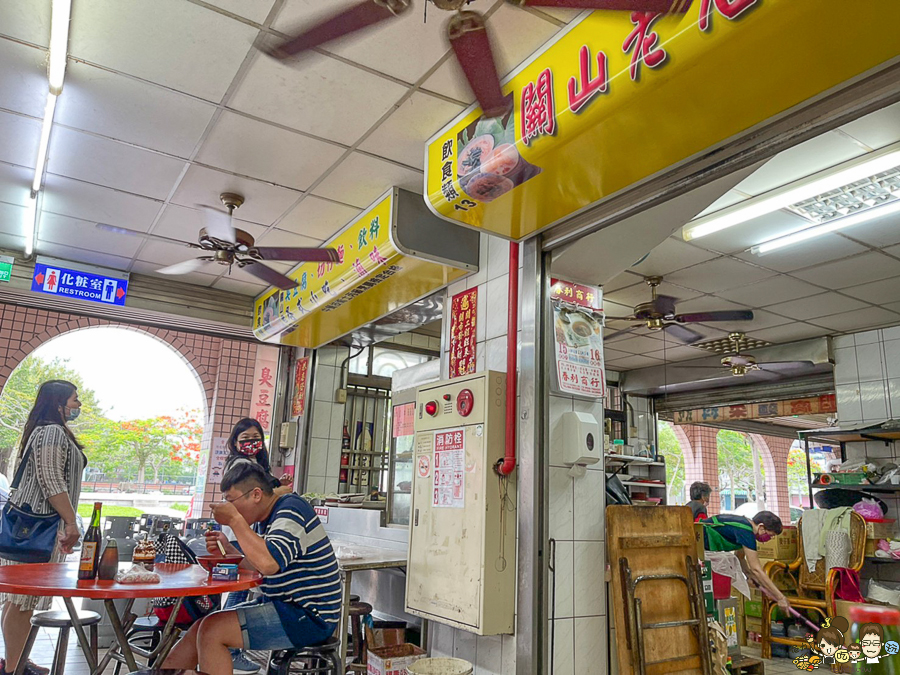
[
  {"x1": 114, "y1": 564, "x2": 161, "y2": 584},
  {"x1": 867, "y1": 579, "x2": 900, "y2": 605}
]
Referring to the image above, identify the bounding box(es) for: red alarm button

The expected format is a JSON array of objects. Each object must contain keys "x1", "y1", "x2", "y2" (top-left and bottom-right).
[
  {"x1": 457, "y1": 389, "x2": 474, "y2": 417},
  {"x1": 425, "y1": 401, "x2": 438, "y2": 417}
]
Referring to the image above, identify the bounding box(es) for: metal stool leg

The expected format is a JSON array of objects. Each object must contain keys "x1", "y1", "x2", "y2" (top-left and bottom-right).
[
  {"x1": 13, "y1": 625, "x2": 39, "y2": 675},
  {"x1": 90, "y1": 624, "x2": 98, "y2": 665},
  {"x1": 51, "y1": 626, "x2": 69, "y2": 675}
]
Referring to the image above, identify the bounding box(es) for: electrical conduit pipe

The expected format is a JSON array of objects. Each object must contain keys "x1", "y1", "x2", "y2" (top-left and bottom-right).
[{"x1": 496, "y1": 241, "x2": 518, "y2": 476}]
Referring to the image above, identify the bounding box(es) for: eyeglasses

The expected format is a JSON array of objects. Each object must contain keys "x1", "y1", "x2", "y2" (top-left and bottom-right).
[{"x1": 224, "y1": 488, "x2": 259, "y2": 504}]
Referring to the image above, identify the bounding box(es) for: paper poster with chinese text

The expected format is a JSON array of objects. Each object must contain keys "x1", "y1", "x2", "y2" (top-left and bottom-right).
[
  {"x1": 393, "y1": 403, "x2": 415, "y2": 438},
  {"x1": 209, "y1": 437, "x2": 229, "y2": 485},
  {"x1": 552, "y1": 279, "x2": 605, "y2": 399},
  {"x1": 433, "y1": 428, "x2": 465, "y2": 509},
  {"x1": 250, "y1": 346, "x2": 279, "y2": 432},
  {"x1": 291, "y1": 356, "x2": 309, "y2": 418},
  {"x1": 449, "y1": 288, "x2": 478, "y2": 379}
]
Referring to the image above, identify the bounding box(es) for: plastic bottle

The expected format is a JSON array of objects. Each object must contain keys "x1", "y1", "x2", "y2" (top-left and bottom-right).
[
  {"x1": 78, "y1": 502, "x2": 102, "y2": 580},
  {"x1": 849, "y1": 604, "x2": 900, "y2": 675}
]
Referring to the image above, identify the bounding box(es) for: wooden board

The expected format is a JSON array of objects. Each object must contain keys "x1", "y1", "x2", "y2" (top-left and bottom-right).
[{"x1": 608, "y1": 505, "x2": 704, "y2": 675}]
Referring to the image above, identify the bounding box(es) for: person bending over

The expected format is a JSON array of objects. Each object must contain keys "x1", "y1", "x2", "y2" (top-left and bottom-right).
[
  {"x1": 700, "y1": 511, "x2": 792, "y2": 613},
  {"x1": 163, "y1": 462, "x2": 340, "y2": 675}
]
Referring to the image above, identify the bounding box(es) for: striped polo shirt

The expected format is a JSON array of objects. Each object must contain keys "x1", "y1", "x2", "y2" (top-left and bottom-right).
[{"x1": 253, "y1": 493, "x2": 341, "y2": 626}]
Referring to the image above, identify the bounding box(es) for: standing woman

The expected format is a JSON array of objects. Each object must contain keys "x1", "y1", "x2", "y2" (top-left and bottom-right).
[{"x1": 0, "y1": 381, "x2": 85, "y2": 675}]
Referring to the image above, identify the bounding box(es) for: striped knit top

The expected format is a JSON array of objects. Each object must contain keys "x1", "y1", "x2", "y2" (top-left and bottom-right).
[
  {"x1": 251, "y1": 493, "x2": 342, "y2": 625},
  {"x1": 11, "y1": 424, "x2": 85, "y2": 516}
]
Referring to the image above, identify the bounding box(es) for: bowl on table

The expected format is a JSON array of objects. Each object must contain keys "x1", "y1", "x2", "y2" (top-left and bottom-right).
[{"x1": 196, "y1": 554, "x2": 244, "y2": 575}]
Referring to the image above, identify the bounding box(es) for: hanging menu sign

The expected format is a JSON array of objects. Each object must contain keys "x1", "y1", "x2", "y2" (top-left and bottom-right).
[
  {"x1": 551, "y1": 279, "x2": 605, "y2": 399},
  {"x1": 291, "y1": 356, "x2": 310, "y2": 418},
  {"x1": 449, "y1": 287, "x2": 478, "y2": 379},
  {"x1": 433, "y1": 428, "x2": 465, "y2": 509}
]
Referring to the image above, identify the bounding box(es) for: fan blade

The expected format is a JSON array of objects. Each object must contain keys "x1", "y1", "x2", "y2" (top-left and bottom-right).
[
  {"x1": 605, "y1": 326, "x2": 641, "y2": 341},
  {"x1": 605, "y1": 315, "x2": 638, "y2": 322},
  {"x1": 262, "y1": 0, "x2": 411, "y2": 59},
  {"x1": 243, "y1": 261, "x2": 298, "y2": 290},
  {"x1": 675, "y1": 310, "x2": 755, "y2": 323},
  {"x1": 254, "y1": 247, "x2": 340, "y2": 263},
  {"x1": 662, "y1": 323, "x2": 704, "y2": 344},
  {"x1": 198, "y1": 206, "x2": 236, "y2": 245},
  {"x1": 96, "y1": 223, "x2": 198, "y2": 248},
  {"x1": 512, "y1": 0, "x2": 693, "y2": 12},
  {"x1": 758, "y1": 361, "x2": 816, "y2": 372},
  {"x1": 652, "y1": 294, "x2": 679, "y2": 317},
  {"x1": 447, "y1": 11, "x2": 510, "y2": 119},
  {"x1": 157, "y1": 259, "x2": 211, "y2": 276}
]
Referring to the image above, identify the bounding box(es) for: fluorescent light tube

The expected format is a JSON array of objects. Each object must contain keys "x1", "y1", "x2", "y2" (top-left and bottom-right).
[
  {"x1": 683, "y1": 141, "x2": 900, "y2": 241},
  {"x1": 752, "y1": 199, "x2": 900, "y2": 255},
  {"x1": 32, "y1": 93, "x2": 57, "y2": 194},
  {"x1": 48, "y1": 0, "x2": 72, "y2": 94},
  {"x1": 24, "y1": 194, "x2": 38, "y2": 257}
]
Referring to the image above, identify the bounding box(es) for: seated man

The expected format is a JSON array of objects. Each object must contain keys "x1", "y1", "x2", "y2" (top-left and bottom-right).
[
  {"x1": 686, "y1": 481, "x2": 712, "y2": 522},
  {"x1": 700, "y1": 511, "x2": 792, "y2": 613},
  {"x1": 164, "y1": 463, "x2": 341, "y2": 675}
]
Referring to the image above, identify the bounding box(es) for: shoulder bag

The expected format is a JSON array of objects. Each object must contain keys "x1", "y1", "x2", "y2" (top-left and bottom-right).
[{"x1": 0, "y1": 431, "x2": 62, "y2": 562}]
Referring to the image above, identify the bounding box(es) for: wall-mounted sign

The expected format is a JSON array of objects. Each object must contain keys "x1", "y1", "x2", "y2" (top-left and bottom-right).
[
  {"x1": 0, "y1": 255, "x2": 13, "y2": 283},
  {"x1": 673, "y1": 394, "x2": 837, "y2": 425},
  {"x1": 250, "y1": 346, "x2": 280, "y2": 432},
  {"x1": 551, "y1": 278, "x2": 605, "y2": 399},
  {"x1": 425, "y1": 0, "x2": 899, "y2": 240},
  {"x1": 449, "y1": 288, "x2": 478, "y2": 379},
  {"x1": 253, "y1": 188, "x2": 478, "y2": 348},
  {"x1": 31, "y1": 260, "x2": 128, "y2": 306},
  {"x1": 209, "y1": 437, "x2": 228, "y2": 485},
  {"x1": 291, "y1": 356, "x2": 310, "y2": 418}
]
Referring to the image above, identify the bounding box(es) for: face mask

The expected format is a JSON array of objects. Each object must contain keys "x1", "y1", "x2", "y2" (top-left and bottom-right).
[
  {"x1": 756, "y1": 532, "x2": 772, "y2": 543},
  {"x1": 65, "y1": 408, "x2": 81, "y2": 422},
  {"x1": 238, "y1": 439, "x2": 264, "y2": 456}
]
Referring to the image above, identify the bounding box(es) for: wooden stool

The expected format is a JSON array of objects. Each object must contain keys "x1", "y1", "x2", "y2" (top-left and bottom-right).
[
  {"x1": 348, "y1": 601, "x2": 373, "y2": 673},
  {"x1": 115, "y1": 616, "x2": 165, "y2": 675},
  {"x1": 17, "y1": 609, "x2": 101, "y2": 675},
  {"x1": 267, "y1": 636, "x2": 342, "y2": 675},
  {"x1": 726, "y1": 656, "x2": 766, "y2": 675}
]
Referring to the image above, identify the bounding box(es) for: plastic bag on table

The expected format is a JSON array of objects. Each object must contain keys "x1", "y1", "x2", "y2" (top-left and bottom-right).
[
  {"x1": 115, "y1": 563, "x2": 161, "y2": 584},
  {"x1": 334, "y1": 546, "x2": 364, "y2": 561}
]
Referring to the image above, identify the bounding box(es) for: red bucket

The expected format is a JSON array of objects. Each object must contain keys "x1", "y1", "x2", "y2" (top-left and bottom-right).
[{"x1": 712, "y1": 572, "x2": 732, "y2": 599}]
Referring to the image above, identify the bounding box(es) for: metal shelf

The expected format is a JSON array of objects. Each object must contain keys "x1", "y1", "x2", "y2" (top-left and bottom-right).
[
  {"x1": 621, "y1": 481, "x2": 666, "y2": 489},
  {"x1": 811, "y1": 483, "x2": 900, "y2": 493},
  {"x1": 605, "y1": 453, "x2": 665, "y2": 467}
]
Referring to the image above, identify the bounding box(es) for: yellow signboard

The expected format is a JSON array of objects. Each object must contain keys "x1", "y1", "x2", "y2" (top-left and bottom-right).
[
  {"x1": 425, "y1": 0, "x2": 900, "y2": 240},
  {"x1": 253, "y1": 189, "x2": 472, "y2": 347}
]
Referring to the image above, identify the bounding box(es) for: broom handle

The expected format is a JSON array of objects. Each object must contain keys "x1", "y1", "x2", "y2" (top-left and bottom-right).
[{"x1": 754, "y1": 582, "x2": 821, "y2": 632}]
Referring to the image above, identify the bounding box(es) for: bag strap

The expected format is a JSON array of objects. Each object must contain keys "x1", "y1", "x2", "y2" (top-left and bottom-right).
[{"x1": 9, "y1": 433, "x2": 37, "y2": 493}]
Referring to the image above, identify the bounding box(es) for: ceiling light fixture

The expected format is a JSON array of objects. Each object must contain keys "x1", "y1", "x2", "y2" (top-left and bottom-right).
[
  {"x1": 682, "y1": 141, "x2": 900, "y2": 241},
  {"x1": 752, "y1": 198, "x2": 900, "y2": 255},
  {"x1": 32, "y1": 94, "x2": 57, "y2": 195},
  {"x1": 24, "y1": 194, "x2": 38, "y2": 257}
]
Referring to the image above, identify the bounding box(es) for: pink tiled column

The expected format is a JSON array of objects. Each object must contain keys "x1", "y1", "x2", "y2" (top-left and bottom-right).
[
  {"x1": 679, "y1": 425, "x2": 721, "y2": 514},
  {"x1": 751, "y1": 434, "x2": 792, "y2": 522}
]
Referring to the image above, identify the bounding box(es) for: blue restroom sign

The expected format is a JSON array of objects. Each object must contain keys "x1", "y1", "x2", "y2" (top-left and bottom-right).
[{"x1": 31, "y1": 263, "x2": 128, "y2": 306}]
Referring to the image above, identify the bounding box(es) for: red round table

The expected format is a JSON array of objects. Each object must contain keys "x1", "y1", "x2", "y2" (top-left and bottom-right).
[{"x1": 0, "y1": 562, "x2": 261, "y2": 675}]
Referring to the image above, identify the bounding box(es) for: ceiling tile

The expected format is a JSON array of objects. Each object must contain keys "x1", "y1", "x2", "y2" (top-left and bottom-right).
[
  {"x1": 196, "y1": 112, "x2": 345, "y2": 191},
  {"x1": 0, "y1": 164, "x2": 34, "y2": 207},
  {"x1": 0, "y1": 232, "x2": 26, "y2": 252},
  {"x1": 56, "y1": 61, "x2": 216, "y2": 157},
  {"x1": 47, "y1": 127, "x2": 186, "y2": 200},
  {"x1": 747, "y1": 322, "x2": 832, "y2": 344},
  {"x1": 718, "y1": 274, "x2": 822, "y2": 306},
  {"x1": 0, "y1": 202, "x2": 28, "y2": 239},
  {"x1": 628, "y1": 237, "x2": 719, "y2": 277},
  {"x1": 277, "y1": 196, "x2": 359, "y2": 242},
  {"x1": 732, "y1": 130, "x2": 867, "y2": 196},
  {"x1": 204, "y1": 0, "x2": 277, "y2": 24},
  {"x1": 41, "y1": 174, "x2": 162, "y2": 233},
  {"x1": 766, "y1": 291, "x2": 870, "y2": 321},
  {"x1": 134, "y1": 240, "x2": 220, "y2": 270},
  {"x1": 602, "y1": 271, "x2": 644, "y2": 294},
  {"x1": 312, "y1": 152, "x2": 423, "y2": 209},
  {"x1": 0, "y1": 40, "x2": 49, "y2": 118},
  {"x1": 229, "y1": 50, "x2": 408, "y2": 145},
  {"x1": 602, "y1": 347, "x2": 633, "y2": 362},
  {"x1": 420, "y1": 58, "x2": 473, "y2": 106},
  {"x1": 152, "y1": 203, "x2": 266, "y2": 243},
  {"x1": 170, "y1": 165, "x2": 301, "y2": 226},
  {"x1": 841, "y1": 277, "x2": 900, "y2": 306},
  {"x1": 666, "y1": 258, "x2": 774, "y2": 294},
  {"x1": 607, "y1": 354, "x2": 665, "y2": 370},
  {"x1": 691, "y1": 210, "x2": 812, "y2": 256},
  {"x1": 604, "y1": 279, "x2": 701, "y2": 308},
  {"x1": 604, "y1": 333, "x2": 666, "y2": 354},
  {"x1": 671, "y1": 296, "x2": 748, "y2": 313},
  {"x1": 130, "y1": 258, "x2": 219, "y2": 287},
  {"x1": 839, "y1": 101, "x2": 900, "y2": 150},
  {"x1": 69, "y1": 0, "x2": 258, "y2": 101},
  {"x1": 736, "y1": 233, "x2": 867, "y2": 273},
  {"x1": 643, "y1": 345, "x2": 708, "y2": 363},
  {"x1": 359, "y1": 92, "x2": 465, "y2": 170},
  {"x1": 842, "y1": 210, "x2": 900, "y2": 249},
  {"x1": 0, "y1": 111, "x2": 41, "y2": 169},
  {"x1": 272, "y1": 0, "x2": 450, "y2": 85},
  {"x1": 603, "y1": 299, "x2": 635, "y2": 320},
  {"x1": 793, "y1": 251, "x2": 900, "y2": 289},
  {"x1": 0, "y1": 3, "x2": 50, "y2": 46},
  {"x1": 526, "y1": 7, "x2": 584, "y2": 22},
  {"x1": 809, "y1": 307, "x2": 900, "y2": 333},
  {"x1": 211, "y1": 276, "x2": 268, "y2": 296},
  {"x1": 699, "y1": 309, "x2": 791, "y2": 333},
  {"x1": 36, "y1": 241, "x2": 133, "y2": 272},
  {"x1": 692, "y1": 189, "x2": 750, "y2": 219},
  {"x1": 37, "y1": 212, "x2": 143, "y2": 258},
  {"x1": 255, "y1": 228, "x2": 322, "y2": 249}
]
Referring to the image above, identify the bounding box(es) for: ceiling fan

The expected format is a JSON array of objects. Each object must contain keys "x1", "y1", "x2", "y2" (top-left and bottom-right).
[
  {"x1": 96, "y1": 193, "x2": 339, "y2": 291},
  {"x1": 681, "y1": 332, "x2": 816, "y2": 378},
  {"x1": 605, "y1": 276, "x2": 754, "y2": 345},
  {"x1": 262, "y1": 0, "x2": 694, "y2": 119}
]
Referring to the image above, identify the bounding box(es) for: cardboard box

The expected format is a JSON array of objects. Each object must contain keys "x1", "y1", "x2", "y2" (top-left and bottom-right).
[
  {"x1": 866, "y1": 521, "x2": 897, "y2": 540},
  {"x1": 744, "y1": 600, "x2": 763, "y2": 618},
  {"x1": 716, "y1": 599, "x2": 741, "y2": 657},
  {"x1": 367, "y1": 644, "x2": 426, "y2": 675},
  {"x1": 745, "y1": 616, "x2": 762, "y2": 634},
  {"x1": 866, "y1": 539, "x2": 877, "y2": 557},
  {"x1": 367, "y1": 624, "x2": 407, "y2": 650},
  {"x1": 756, "y1": 526, "x2": 798, "y2": 561}
]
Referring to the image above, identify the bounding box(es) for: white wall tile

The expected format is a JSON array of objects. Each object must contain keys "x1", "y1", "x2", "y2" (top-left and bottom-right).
[
  {"x1": 549, "y1": 395, "x2": 575, "y2": 468},
  {"x1": 454, "y1": 629, "x2": 478, "y2": 663},
  {"x1": 486, "y1": 336, "x2": 508, "y2": 373},
  {"x1": 883, "y1": 325, "x2": 900, "y2": 342},
  {"x1": 448, "y1": 278, "x2": 468, "y2": 300},
  {"x1": 835, "y1": 383, "x2": 863, "y2": 425},
  {"x1": 314, "y1": 365, "x2": 336, "y2": 402},
  {"x1": 553, "y1": 541, "x2": 575, "y2": 619},
  {"x1": 485, "y1": 274, "x2": 510, "y2": 341},
  {"x1": 466, "y1": 234, "x2": 489, "y2": 289},
  {"x1": 476, "y1": 635, "x2": 503, "y2": 675},
  {"x1": 329, "y1": 403, "x2": 345, "y2": 440},
  {"x1": 574, "y1": 616, "x2": 607, "y2": 674},
  {"x1": 552, "y1": 619, "x2": 575, "y2": 675},
  {"x1": 550, "y1": 468, "x2": 575, "y2": 541},
  {"x1": 833, "y1": 347, "x2": 859, "y2": 386},
  {"x1": 856, "y1": 343, "x2": 886, "y2": 383},
  {"x1": 574, "y1": 542, "x2": 606, "y2": 617},
  {"x1": 307, "y1": 438, "x2": 329, "y2": 476},
  {"x1": 326, "y1": 442, "x2": 343, "y2": 478},
  {"x1": 888, "y1": 379, "x2": 900, "y2": 419},
  {"x1": 323, "y1": 476, "x2": 339, "y2": 493},
  {"x1": 476, "y1": 283, "x2": 487, "y2": 344},
  {"x1": 884, "y1": 339, "x2": 900, "y2": 380},
  {"x1": 855, "y1": 331, "x2": 881, "y2": 346},
  {"x1": 860, "y1": 380, "x2": 889, "y2": 422},
  {"x1": 574, "y1": 471, "x2": 606, "y2": 542},
  {"x1": 306, "y1": 476, "x2": 325, "y2": 493},
  {"x1": 431, "y1": 623, "x2": 455, "y2": 659},
  {"x1": 311, "y1": 403, "x2": 331, "y2": 439},
  {"x1": 501, "y1": 634, "x2": 516, "y2": 675},
  {"x1": 833, "y1": 334, "x2": 856, "y2": 349},
  {"x1": 487, "y1": 234, "x2": 511, "y2": 282}
]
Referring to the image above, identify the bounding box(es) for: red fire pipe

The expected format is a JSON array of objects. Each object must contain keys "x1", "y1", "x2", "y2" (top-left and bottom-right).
[{"x1": 496, "y1": 241, "x2": 519, "y2": 476}]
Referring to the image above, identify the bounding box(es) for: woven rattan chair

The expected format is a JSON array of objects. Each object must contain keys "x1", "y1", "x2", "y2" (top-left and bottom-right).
[{"x1": 760, "y1": 511, "x2": 866, "y2": 658}]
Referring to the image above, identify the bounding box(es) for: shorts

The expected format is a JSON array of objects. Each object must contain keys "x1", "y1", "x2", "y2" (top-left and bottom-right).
[{"x1": 232, "y1": 597, "x2": 334, "y2": 651}]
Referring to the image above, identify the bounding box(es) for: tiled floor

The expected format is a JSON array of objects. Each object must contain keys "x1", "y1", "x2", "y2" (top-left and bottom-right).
[{"x1": 745, "y1": 644, "x2": 802, "y2": 675}]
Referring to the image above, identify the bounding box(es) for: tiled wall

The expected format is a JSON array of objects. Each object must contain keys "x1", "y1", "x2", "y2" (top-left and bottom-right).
[
  {"x1": 305, "y1": 344, "x2": 351, "y2": 495},
  {"x1": 0, "y1": 302, "x2": 260, "y2": 516}
]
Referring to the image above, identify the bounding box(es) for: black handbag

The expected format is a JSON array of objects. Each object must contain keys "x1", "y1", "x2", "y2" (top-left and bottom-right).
[{"x1": 0, "y1": 440, "x2": 62, "y2": 563}]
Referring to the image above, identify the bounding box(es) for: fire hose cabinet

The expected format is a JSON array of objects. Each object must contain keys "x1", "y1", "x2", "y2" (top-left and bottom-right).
[{"x1": 405, "y1": 371, "x2": 516, "y2": 635}]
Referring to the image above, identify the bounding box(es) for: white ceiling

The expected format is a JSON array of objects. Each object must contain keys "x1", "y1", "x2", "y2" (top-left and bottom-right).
[
  {"x1": 593, "y1": 102, "x2": 900, "y2": 371},
  {"x1": 0, "y1": 0, "x2": 571, "y2": 295}
]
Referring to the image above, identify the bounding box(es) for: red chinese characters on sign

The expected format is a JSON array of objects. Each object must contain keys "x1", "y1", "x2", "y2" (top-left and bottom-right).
[
  {"x1": 521, "y1": 68, "x2": 555, "y2": 146},
  {"x1": 291, "y1": 357, "x2": 309, "y2": 418},
  {"x1": 449, "y1": 288, "x2": 478, "y2": 379},
  {"x1": 568, "y1": 45, "x2": 609, "y2": 114},
  {"x1": 699, "y1": 0, "x2": 759, "y2": 31},
  {"x1": 250, "y1": 346, "x2": 279, "y2": 433},
  {"x1": 819, "y1": 394, "x2": 837, "y2": 414},
  {"x1": 550, "y1": 278, "x2": 602, "y2": 311},
  {"x1": 623, "y1": 12, "x2": 667, "y2": 82}
]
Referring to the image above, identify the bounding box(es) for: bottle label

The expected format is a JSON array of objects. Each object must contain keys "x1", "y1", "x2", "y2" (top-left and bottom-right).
[{"x1": 79, "y1": 542, "x2": 98, "y2": 571}]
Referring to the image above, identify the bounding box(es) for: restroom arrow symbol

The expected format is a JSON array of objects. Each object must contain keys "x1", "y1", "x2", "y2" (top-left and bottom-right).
[{"x1": 34, "y1": 272, "x2": 44, "y2": 285}]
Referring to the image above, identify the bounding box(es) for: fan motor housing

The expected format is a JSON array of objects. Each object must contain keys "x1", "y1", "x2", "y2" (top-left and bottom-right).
[{"x1": 199, "y1": 227, "x2": 255, "y2": 252}]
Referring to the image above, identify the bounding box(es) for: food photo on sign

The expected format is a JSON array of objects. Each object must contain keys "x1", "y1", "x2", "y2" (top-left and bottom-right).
[{"x1": 550, "y1": 279, "x2": 605, "y2": 399}]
